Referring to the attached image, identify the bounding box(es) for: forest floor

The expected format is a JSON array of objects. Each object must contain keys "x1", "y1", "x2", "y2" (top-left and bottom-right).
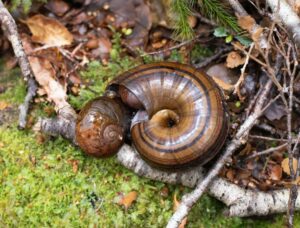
[{"x1": 0, "y1": 56, "x2": 299, "y2": 227}]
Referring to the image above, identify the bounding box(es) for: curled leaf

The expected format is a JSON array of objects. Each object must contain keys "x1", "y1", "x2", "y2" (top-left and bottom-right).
[{"x1": 226, "y1": 51, "x2": 245, "y2": 68}]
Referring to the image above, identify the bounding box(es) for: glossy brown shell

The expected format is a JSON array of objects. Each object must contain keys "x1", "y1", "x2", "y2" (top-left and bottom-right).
[
  {"x1": 108, "y1": 62, "x2": 229, "y2": 169},
  {"x1": 76, "y1": 96, "x2": 130, "y2": 157}
]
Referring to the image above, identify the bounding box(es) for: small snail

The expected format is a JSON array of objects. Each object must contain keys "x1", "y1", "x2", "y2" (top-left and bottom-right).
[
  {"x1": 76, "y1": 95, "x2": 132, "y2": 157},
  {"x1": 76, "y1": 62, "x2": 229, "y2": 169}
]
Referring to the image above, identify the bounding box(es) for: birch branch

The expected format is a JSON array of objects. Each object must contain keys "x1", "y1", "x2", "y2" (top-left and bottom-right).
[
  {"x1": 267, "y1": 0, "x2": 300, "y2": 46},
  {"x1": 0, "y1": 0, "x2": 38, "y2": 128}
]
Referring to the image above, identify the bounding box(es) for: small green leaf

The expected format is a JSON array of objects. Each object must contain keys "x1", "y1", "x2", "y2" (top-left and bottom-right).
[
  {"x1": 213, "y1": 27, "x2": 228, "y2": 37},
  {"x1": 235, "y1": 35, "x2": 253, "y2": 47}
]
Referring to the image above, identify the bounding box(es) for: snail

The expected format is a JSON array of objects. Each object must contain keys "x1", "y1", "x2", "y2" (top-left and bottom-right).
[
  {"x1": 76, "y1": 62, "x2": 229, "y2": 169},
  {"x1": 75, "y1": 95, "x2": 132, "y2": 157}
]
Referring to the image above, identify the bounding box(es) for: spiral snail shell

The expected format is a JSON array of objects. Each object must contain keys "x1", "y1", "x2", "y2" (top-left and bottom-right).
[
  {"x1": 76, "y1": 62, "x2": 229, "y2": 169},
  {"x1": 75, "y1": 96, "x2": 131, "y2": 157}
]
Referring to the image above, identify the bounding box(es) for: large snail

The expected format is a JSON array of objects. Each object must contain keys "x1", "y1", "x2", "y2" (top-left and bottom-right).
[{"x1": 76, "y1": 62, "x2": 229, "y2": 169}]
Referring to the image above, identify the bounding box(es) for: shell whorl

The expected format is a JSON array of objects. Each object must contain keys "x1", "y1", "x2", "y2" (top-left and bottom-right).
[{"x1": 108, "y1": 62, "x2": 229, "y2": 169}]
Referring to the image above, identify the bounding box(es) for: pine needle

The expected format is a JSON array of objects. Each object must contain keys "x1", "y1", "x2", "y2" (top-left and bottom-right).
[{"x1": 199, "y1": 0, "x2": 241, "y2": 33}]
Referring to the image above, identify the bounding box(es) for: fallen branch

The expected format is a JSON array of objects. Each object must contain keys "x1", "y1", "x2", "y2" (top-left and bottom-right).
[
  {"x1": 0, "y1": 0, "x2": 38, "y2": 128},
  {"x1": 267, "y1": 0, "x2": 300, "y2": 47}
]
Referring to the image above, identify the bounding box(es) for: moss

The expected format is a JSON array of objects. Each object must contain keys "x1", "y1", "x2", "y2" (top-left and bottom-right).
[{"x1": 0, "y1": 63, "x2": 26, "y2": 104}]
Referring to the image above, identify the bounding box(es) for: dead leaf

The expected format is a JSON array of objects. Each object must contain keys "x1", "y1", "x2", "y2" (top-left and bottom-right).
[
  {"x1": 86, "y1": 38, "x2": 99, "y2": 49},
  {"x1": 22, "y1": 36, "x2": 69, "y2": 110},
  {"x1": 264, "y1": 101, "x2": 286, "y2": 121},
  {"x1": 226, "y1": 51, "x2": 245, "y2": 68},
  {"x1": 0, "y1": 101, "x2": 10, "y2": 110},
  {"x1": 226, "y1": 169, "x2": 235, "y2": 181},
  {"x1": 173, "y1": 194, "x2": 187, "y2": 228},
  {"x1": 238, "y1": 16, "x2": 255, "y2": 31},
  {"x1": 269, "y1": 165, "x2": 282, "y2": 181},
  {"x1": 212, "y1": 76, "x2": 234, "y2": 91},
  {"x1": 281, "y1": 157, "x2": 298, "y2": 175},
  {"x1": 23, "y1": 14, "x2": 73, "y2": 46},
  {"x1": 251, "y1": 27, "x2": 264, "y2": 42},
  {"x1": 45, "y1": 0, "x2": 70, "y2": 16},
  {"x1": 118, "y1": 191, "x2": 138, "y2": 210}
]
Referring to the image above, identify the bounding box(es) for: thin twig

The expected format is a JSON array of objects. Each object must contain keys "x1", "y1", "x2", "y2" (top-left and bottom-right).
[
  {"x1": 194, "y1": 46, "x2": 233, "y2": 69},
  {"x1": 0, "y1": 0, "x2": 38, "y2": 128},
  {"x1": 233, "y1": 43, "x2": 255, "y2": 99},
  {"x1": 249, "y1": 135, "x2": 288, "y2": 142},
  {"x1": 245, "y1": 143, "x2": 287, "y2": 160},
  {"x1": 142, "y1": 36, "x2": 200, "y2": 56}
]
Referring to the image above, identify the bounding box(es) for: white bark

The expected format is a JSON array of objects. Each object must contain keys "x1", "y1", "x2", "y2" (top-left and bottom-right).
[
  {"x1": 267, "y1": 0, "x2": 300, "y2": 46},
  {"x1": 117, "y1": 144, "x2": 300, "y2": 217}
]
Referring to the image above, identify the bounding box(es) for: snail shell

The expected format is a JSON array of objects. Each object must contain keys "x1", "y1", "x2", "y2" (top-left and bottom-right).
[
  {"x1": 75, "y1": 96, "x2": 131, "y2": 157},
  {"x1": 108, "y1": 62, "x2": 229, "y2": 169}
]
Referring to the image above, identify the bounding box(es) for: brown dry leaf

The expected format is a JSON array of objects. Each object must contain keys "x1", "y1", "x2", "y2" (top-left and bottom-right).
[
  {"x1": 226, "y1": 169, "x2": 235, "y2": 181},
  {"x1": 118, "y1": 191, "x2": 138, "y2": 210},
  {"x1": 281, "y1": 157, "x2": 298, "y2": 175},
  {"x1": 24, "y1": 14, "x2": 73, "y2": 46},
  {"x1": 22, "y1": 36, "x2": 69, "y2": 110},
  {"x1": 269, "y1": 165, "x2": 282, "y2": 181},
  {"x1": 251, "y1": 27, "x2": 264, "y2": 42},
  {"x1": 226, "y1": 51, "x2": 246, "y2": 68},
  {"x1": 238, "y1": 16, "x2": 255, "y2": 31},
  {"x1": 0, "y1": 101, "x2": 10, "y2": 110},
  {"x1": 173, "y1": 194, "x2": 187, "y2": 228},
  {"x1": 45, "y1": 0, "x2": 70, "y2": 16},
  {"x1": 212, "y1": 76, "x2": 234, "y2": 91}
]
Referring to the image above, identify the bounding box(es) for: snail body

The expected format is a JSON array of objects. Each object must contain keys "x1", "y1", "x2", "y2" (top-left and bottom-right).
[{"x1": 76, "y1": 62, "x2": 229, "y2": 169}]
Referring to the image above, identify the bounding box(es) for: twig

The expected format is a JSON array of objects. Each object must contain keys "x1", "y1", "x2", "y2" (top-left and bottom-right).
[
  {"x1": 142, "y1": 37, "x2": 199, "y2": 56},
  {"x1": 233, "y1": 43, "x2": 268, "y2": 67},
  {"x1": 249, "y1": 135, "x2": 288, "y2": 142},
  {"x1": 233, "y1": 42, "x2": 255, "y2": 99},
  {"x1": 194, "y1": 46, "x2": 232, "y2": 69},
  {"x1": 286, "y1": 41, "x2": 298, "y2": 228},
  {"x1": 254, "y1": 122, "x2": 284, "y2": 136},
  {"x1": 245, "y1": 143, "x2": 287, "y2": 160},
  {"x1": 192, "y1": 12, "x2": 217, "y2": 26},
  {"x1": 0, "y1": 0, "x2": 38, "y2": 128}
]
